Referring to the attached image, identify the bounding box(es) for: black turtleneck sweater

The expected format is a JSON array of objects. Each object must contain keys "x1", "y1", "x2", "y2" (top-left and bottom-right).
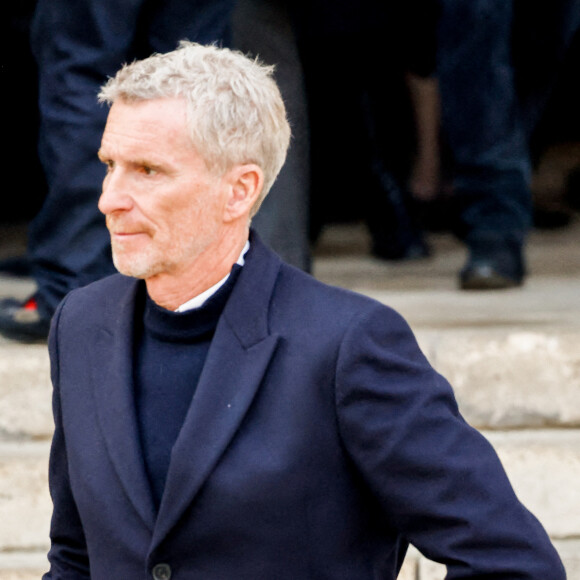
[{"x1": 133, "y1": 267, "x2": 241, "y2": 509}]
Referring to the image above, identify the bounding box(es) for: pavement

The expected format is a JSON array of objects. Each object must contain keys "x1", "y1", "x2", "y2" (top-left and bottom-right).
[{"x1": 0, "y1": 218, "x2": 579, "y2": 578}]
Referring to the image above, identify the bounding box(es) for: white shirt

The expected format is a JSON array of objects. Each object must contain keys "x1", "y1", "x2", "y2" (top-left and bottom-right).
[{"x1": 174, "y1": 240, "x2": 250, "y2": 313}]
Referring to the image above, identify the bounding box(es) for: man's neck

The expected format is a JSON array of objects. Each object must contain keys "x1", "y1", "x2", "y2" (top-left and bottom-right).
[{"x1": 145, "y1": 227, "x2": 249, "y2": 311}]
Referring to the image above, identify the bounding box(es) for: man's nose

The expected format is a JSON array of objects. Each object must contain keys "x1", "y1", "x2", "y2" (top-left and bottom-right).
[{"x1": 98, "y1": 169, "x2": 133, "y2": 215}]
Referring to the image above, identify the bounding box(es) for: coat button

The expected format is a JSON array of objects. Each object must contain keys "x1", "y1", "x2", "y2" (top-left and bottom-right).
[{"x1": 152, "y1": 563, "x2": 172, "y2": 580}]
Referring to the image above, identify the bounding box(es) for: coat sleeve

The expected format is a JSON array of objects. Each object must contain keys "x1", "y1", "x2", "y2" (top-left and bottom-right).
[
  {"x1": 334, "y1": 302, "x2": 565, "y2": 579},
  {"x1": 43, "y1": 299, "x2": 91, "y2": 579}
]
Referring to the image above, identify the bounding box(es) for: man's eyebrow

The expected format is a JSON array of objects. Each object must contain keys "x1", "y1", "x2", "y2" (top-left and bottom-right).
[
  {"x1": 96, "y1": 150, "x2": 164, "y2": 168},
  {"x1": 131, "y1": 157, "x2": 164, "y2": 170}
]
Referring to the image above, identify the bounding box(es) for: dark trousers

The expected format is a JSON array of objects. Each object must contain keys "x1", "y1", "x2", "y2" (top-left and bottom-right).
[
  {"x1": 30, "y1": 0, "x2": 234, "y2": 316},
  {"x1": 437, "y1": 0, "x2": 580, "y2": 250}
]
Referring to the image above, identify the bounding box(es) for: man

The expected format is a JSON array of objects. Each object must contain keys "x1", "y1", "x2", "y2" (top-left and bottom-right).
[{"x1": 44, "y1": 43, "x2": 565, "y2": 579}]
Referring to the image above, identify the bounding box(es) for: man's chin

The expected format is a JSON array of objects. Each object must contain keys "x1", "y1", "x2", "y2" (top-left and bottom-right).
[{"x1": 112, "y1": 253, "x2": 158, "y2": 280}]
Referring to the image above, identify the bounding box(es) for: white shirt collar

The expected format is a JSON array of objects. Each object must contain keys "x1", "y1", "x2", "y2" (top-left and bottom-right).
[{"x1": 174, "y1": 240, "x2": 250, "y2": 313}]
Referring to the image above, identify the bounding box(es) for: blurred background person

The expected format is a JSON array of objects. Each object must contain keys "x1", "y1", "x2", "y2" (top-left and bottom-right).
[{"x1": 437, "y1": 0, "x2": 580, "y2": 289}]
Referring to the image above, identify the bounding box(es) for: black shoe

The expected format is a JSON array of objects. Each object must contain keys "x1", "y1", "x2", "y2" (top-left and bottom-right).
[
  {"x1": 460, "y1": 260, "x2": 523, "y2": 290},
  {"x1": 0, "y1": 295, "x2": 51, "y2": 342},
  {"x1": 460, "y1": 238, "x2": 525, "y2": 290}
]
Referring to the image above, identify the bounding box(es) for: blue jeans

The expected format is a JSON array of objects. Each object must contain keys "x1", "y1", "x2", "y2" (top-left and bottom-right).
[
  {"x1": 437, "y1": 0, "x2": 530, "y2": 251},
  {"x1": 437, "y1": 0, "x2": 579, "y2": 252}
]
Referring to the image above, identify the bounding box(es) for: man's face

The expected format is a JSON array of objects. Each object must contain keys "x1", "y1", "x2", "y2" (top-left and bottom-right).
[{"x1": 98, "y1": 98, "x2": 227, "y2": 281}]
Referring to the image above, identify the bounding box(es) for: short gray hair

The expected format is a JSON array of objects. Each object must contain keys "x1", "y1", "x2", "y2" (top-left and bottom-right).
[{"x1": 99, "y1": 41, "x2": 291, "y2": 215}]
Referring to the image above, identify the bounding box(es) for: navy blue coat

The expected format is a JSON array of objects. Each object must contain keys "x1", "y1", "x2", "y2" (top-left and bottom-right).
[{"x1": 44, "y1": 235, "x2": 564, "y2": 579}]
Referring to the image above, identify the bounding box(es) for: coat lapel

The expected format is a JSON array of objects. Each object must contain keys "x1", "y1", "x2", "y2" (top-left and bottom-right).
[
  {"x1": 92, "y1": 278, "x2": 157, "y2": 532},
  {"x1": 152, "y1": 234, "x2": 282, "y2": 547}
]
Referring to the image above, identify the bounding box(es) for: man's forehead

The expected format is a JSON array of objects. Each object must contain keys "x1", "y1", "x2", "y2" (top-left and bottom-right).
[
  {"x1": 108, "y1": 96, "x2": 188, "y2": 121},
  {"x1": 102, "y1": 97, "x2": 192, "y2": 150}
]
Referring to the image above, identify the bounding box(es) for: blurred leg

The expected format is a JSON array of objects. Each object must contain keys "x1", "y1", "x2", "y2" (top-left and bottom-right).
[
  {"x1": 438, "y1": 0, "x2": 530, "y2": 288},
  {"x1": 29, "y1": 0, "x2": 147, "y2": 316}
]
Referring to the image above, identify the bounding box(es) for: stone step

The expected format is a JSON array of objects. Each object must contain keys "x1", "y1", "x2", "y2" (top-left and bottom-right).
[
  {"x1": 0, "y1": 344, "x2": 52, "y2": 441},
  {"x1": 416, "y1": 327, "x2": 580, "y2": 429},
  {"x1": 0, "y1": 552, "x2": 49, "y2": 580},
  {"x1": 484, "y1": 429, "x2": 580, "y2": 540},
  {"x1": 0, "y1": 442, "x2": 51, "y2": 551}
]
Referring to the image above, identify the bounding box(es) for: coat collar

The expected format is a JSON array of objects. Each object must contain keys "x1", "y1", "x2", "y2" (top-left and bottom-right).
[
  {"x1": 92, "y1": 278, "x2": 157, "y2": 531},
  {"x1": 92, "y1": 232, "x2": 283, "y2": 544},
  {"x1": 153, "y1": 232, "x2": 282, "y2": 545}
]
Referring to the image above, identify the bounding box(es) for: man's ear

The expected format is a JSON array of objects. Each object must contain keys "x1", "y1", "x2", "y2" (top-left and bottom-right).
[{"x1": 222, "y1": 164, "x2": 264, "y2": 223}]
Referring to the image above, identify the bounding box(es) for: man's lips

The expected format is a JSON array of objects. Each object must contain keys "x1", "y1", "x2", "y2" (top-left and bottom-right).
[
  {"x1": 108, "y1": 222, "x2": 151, "y2": 237},
  {"x1": 106, "y1": 216, "x2": 151, "y2": 238},
  {"x1": 110, "y1": 230, "x2": 151, "y2": 242}
]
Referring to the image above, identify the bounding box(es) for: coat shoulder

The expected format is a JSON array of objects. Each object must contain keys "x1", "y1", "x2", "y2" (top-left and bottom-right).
[
  {"x1": 273, "y1": 261, "x2": 409, "y2": 336},
  {"x1": 53, "y1": 273, "x2": 138, "y2": 330}
]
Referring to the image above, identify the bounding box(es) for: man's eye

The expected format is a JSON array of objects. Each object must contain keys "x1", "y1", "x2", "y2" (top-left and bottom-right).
[{"x1": 142, "y1": 166, "x2": 157, "y2": 176}]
